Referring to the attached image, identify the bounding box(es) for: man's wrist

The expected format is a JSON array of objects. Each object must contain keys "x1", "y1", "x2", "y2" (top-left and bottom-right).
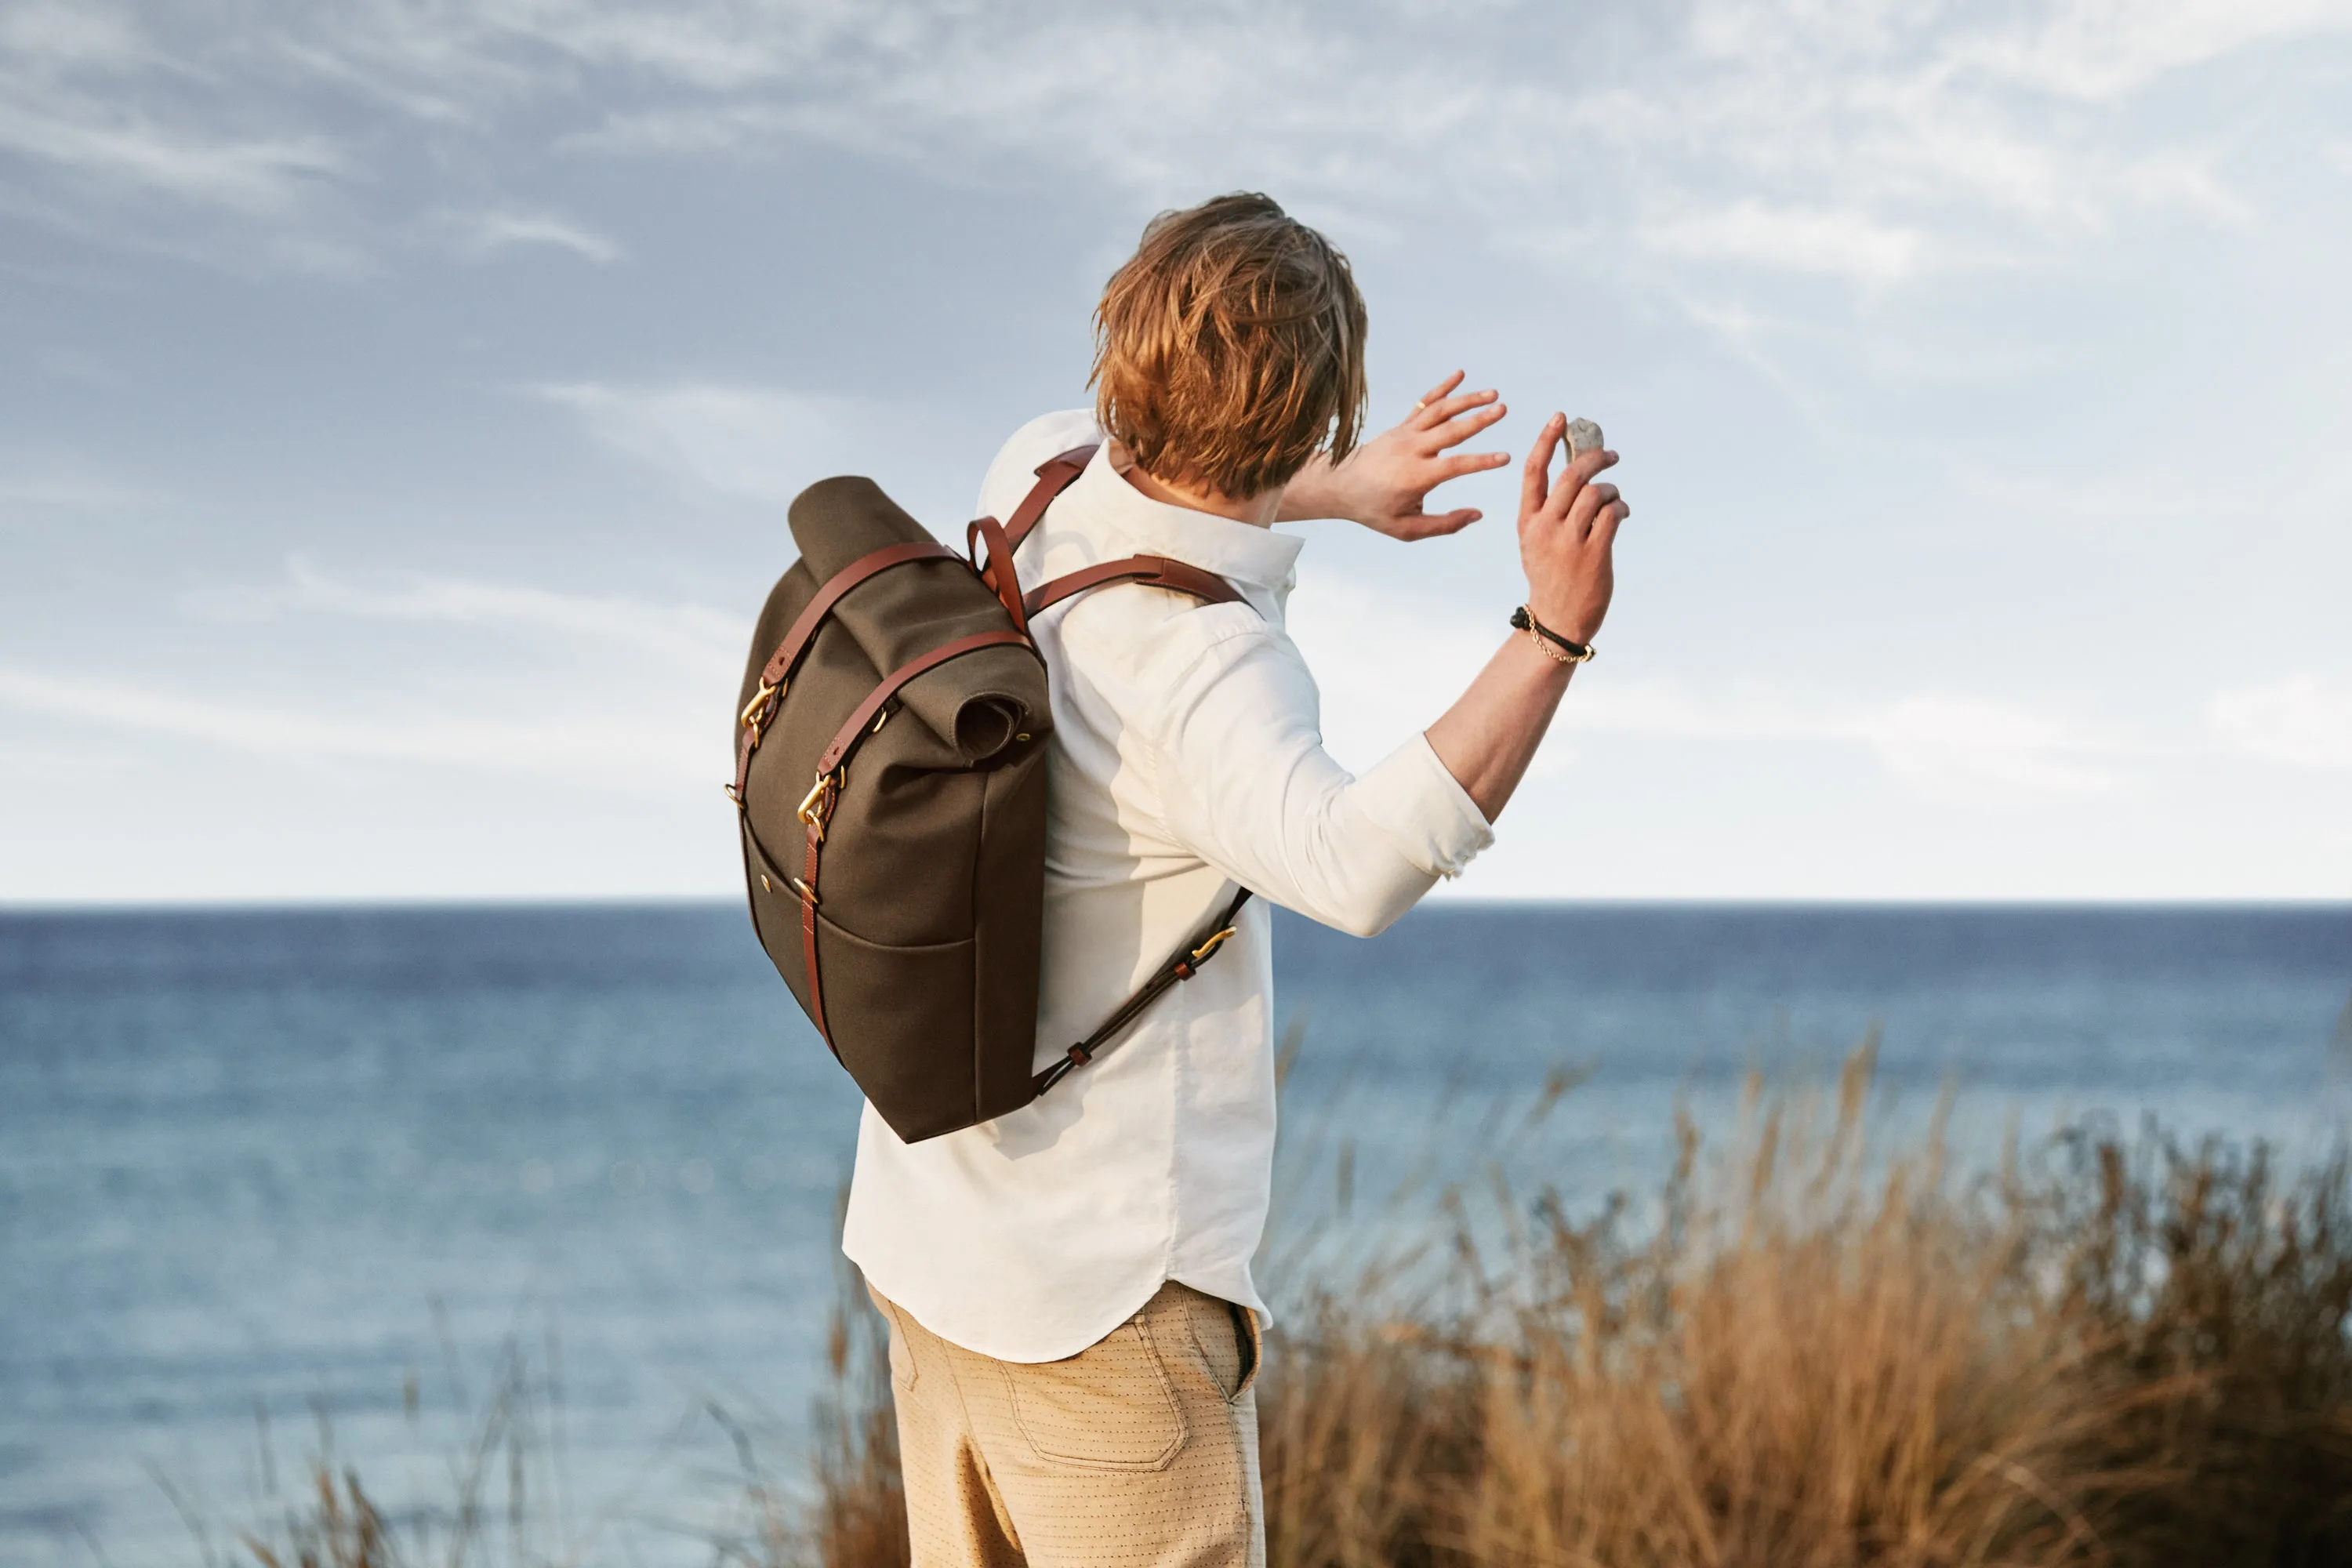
[
  {"x1": 1506, "y1": 626, "x2": 1581, "y2": 686},
  {"x1": 1523, "y1": 597, "x2": 1599, "y2": 648},
  {"x1": 1275, "y1": 453, "x2": 1344, "y2": 522}
]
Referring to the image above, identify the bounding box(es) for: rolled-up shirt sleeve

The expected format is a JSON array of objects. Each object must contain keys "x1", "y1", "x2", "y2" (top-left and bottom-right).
[{"x1": 1139, "y1": 612, "x2": 1494, "y2": 938}]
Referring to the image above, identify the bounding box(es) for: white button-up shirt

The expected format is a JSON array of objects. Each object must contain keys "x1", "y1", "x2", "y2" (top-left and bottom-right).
[{"x1": 841, "y1": 411, "x2": 1495, "y2": 1363}]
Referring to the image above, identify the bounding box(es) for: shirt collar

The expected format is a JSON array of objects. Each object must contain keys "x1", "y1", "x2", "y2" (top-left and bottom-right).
[{"x1": 1061, "y1": 441, "x2": 1305, "y2": 598}]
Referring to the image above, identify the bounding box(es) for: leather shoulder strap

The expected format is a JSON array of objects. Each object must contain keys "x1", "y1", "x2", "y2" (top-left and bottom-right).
[
  {"x1": 1031, "y1": 884, "x2": 1254, "y2": 1098},
  {"x1": 999, "y1": 445, "x2": 1098, "y2": 556},
  {"x1": 1022, "y1": 554, "x2": 1246, "y2": 619}
]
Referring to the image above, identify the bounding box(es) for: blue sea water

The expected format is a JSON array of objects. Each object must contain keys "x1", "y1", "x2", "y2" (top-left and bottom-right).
[{"x1": 3, "y1": 902, "x2": 2349, "y2": 1565}]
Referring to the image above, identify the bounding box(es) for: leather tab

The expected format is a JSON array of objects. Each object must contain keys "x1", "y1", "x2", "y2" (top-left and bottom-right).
[{"x1": 966, "y1": 515, "x2": 1029, "y2": 635}]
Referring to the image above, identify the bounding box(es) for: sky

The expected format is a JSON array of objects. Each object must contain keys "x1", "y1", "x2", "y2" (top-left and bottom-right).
[{"x1": 1, "y1": 0, "x2": 2347, "y2": 905}]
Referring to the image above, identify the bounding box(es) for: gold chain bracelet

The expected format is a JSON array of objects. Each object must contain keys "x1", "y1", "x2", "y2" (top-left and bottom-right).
[{"x1": 1511, "y1": 605, "x2": 1595, "y2": 664}]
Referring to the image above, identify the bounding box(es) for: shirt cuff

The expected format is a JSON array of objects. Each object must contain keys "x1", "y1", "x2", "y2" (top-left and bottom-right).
[{"x1": 1353, "y1": 732, "x2": 1496, "y2": 879}]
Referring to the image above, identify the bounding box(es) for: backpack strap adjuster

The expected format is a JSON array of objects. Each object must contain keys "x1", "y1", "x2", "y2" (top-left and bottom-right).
[{"x1": 797, "y1": 771, "x2": 840, "y2": 839}]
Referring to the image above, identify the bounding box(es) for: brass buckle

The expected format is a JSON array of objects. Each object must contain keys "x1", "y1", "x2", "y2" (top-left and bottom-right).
[
  {"x1": 1189, "y1": 926, "x2": 1237, "y2": 965},
  {"x1": 797, "y1": 771, "x2": 840, "y2": 839},
  {"x1": 786, "y1": 875, "x2": 819, "y2": 908},
  {"x1": 740, "y1": 681, "x2": 782, "y2": 737}
]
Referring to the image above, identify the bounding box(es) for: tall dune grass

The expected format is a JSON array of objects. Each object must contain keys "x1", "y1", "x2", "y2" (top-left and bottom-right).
[
  {"x1": 1252, "y1": 1047, "x2": 2352, "y2": 1566},
  {"x1": 223, "y1": 1047, "x2": 2352, "y2": 1566}
]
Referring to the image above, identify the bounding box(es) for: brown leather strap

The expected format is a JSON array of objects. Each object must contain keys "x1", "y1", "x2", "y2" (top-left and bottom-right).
[
  {"x1": 734, "y1": 539, "x2": 962, "y2": 804},
  {"x1": 801, "y1": 822, "x2": 830, "y2": 1044},
  {"x1": 1032, "y1": 885, "x2": 1254, "y2": 1098},
  {"x1": 1023, "y1": 555, "x2": 1245, "y2": 619},
  {"x1": 732, "y1": 720, "x2": 760, "y2": 803},
  {"x1": 760, "y1": 541, "x2": 957, "y2": 688},
  {"x1": 966, "y1": 516, "x2": 1028, "y2": 634},
  {"x1": 794, "y1": 629, "x2": 1039, "y2": 1047},
  {"x1": 1000, "y1": 445, "x2": 1098, "y2": 555},
  {"x1": 816, "y1": 630, "x2": 1040, "y2": 777}
]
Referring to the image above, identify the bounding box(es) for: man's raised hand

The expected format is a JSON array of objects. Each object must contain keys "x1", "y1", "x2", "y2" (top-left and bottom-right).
[
  {"x1": 1279, "y1": 371, "x2": 1512, "y2": 538},
  {"x1": 1518, "y1": 412, "x2": 1628, "y2": 647}
]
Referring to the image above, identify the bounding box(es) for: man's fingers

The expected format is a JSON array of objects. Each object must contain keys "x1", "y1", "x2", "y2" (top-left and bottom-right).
[
  {"x1": 1416, "y1": 506, "x2": 1482, "y2": 537},
  {"x1": 1439, "y1": 450, "x2": 1511, "y2": 481},
  {"x1": 1566, "y1": 480, "x2": 1622, "y2": 532},
  {"x1": 1521, "y1": 415, "x2": 1565, "y2": 519},
  {"x1": 1544, "y1": 447, "x2": 1618, "y2": 524},
  {"x1": 1415, "y1": 387, "x2": 1498, "y2": 432},
  {"x1": 1424, "y1": 401, "x2": 1508, "y2": 451},
  {"x1": 1412, "y1": 370, "x2": 1467, "y2": 416},
  {"x1": 1591, "y1": 499, "x2": 1631, "y2": 549}
]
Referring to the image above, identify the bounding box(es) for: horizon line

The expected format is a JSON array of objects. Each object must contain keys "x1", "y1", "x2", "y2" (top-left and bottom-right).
[{"x1": 4, "y1": 894, "x2": 2347, "y2": 916}]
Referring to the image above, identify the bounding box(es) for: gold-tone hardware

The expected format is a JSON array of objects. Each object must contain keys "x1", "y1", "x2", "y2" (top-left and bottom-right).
[
  {"x1": 797, "y1": 771, "x2": 841, "y2": 838},
  {"x1": 787, "y1": 876, "x2": 820, "y2": 907},
  {"x1": 740, "y1": 681, "x2": 781, "y2": 729},
  {"x1": 1522, "y1": 622, "x2": 1593, "y2": 666},
  {"x1": 759, "y1": 873, "x2": 771, "y2": 893},
  {"x1": 1015, "y1": 732, "x2": 1031, "y2": 742},
  {"x1": 1189, "y1": 926, "x2": 1238, "y2": 965},
  {"x1": 723, "y1": 782, "x2": 742, "y2": 804},
  {"x1": 870, "y1": 706, "x2": 891, "y2": 735}
]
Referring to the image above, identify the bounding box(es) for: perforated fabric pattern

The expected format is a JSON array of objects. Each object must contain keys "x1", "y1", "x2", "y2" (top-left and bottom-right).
[{"x1": 872, "y1": 1279, "x2": 1265, "y2": 1568}]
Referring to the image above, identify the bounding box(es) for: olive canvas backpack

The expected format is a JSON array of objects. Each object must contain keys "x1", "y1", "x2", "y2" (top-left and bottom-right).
[{"x1": 731, "y1": 446, "x2": 1254, "y2": 1143}]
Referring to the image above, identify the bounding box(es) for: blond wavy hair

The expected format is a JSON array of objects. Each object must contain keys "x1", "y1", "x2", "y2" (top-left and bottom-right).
[{"x1": 1091, "y1": 193, "x2": 1367, "y2": 501}]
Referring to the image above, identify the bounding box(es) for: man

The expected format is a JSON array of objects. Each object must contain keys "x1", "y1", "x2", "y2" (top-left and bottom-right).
[{"x1": 843, "y1": 192, "x2": 1628, "y2": 1566}]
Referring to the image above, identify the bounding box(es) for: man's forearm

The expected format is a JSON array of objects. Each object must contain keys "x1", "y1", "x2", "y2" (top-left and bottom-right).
[
  {"x1": 1422, "y1": 633, "x2": 1577, "y2": 822},
  {"x1": 1275, "y1": 452, "x2": 1347, "y2": 523}
]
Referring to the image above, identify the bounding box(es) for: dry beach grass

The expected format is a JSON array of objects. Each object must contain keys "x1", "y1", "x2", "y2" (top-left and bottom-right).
[{"x1": 224, "y1": 1046, "x2": 2352, "y2": 1568}]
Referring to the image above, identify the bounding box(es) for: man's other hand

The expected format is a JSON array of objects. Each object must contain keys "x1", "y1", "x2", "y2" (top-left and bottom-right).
[
  {"x1": 1278, "y1": 371, "x2": 1512, "y2": 538},
  {"x1": 1518, "y1": 412, "x2": 1628, "y2": 647}
]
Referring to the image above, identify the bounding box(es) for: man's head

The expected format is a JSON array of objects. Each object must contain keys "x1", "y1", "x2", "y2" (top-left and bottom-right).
[{"x1": 1092, "y1": 192, "x2": 1367, "y2": 502}]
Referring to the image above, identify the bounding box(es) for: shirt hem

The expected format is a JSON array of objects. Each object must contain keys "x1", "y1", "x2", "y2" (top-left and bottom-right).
[{"x1": 846, "y1": 1243, "x2": 1176, "y2": 1365}]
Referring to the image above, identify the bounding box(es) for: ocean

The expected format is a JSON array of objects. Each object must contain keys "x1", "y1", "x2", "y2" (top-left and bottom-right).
[{"x1": 4, "y1": 902, "x2": 2348, "y2": 1565}]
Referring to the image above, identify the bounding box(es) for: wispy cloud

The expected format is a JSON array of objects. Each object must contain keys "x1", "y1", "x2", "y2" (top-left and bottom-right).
[
  {"x1": 0, "y1": 663, "x2": 715, "y2": 782},
  {"x1": 1290, "y1": 569, "x2": 2125, "y2": 804},
  {"x1": 0, "y1": 662, "x2": 696, "y2": 780},
  {"x1": 0, "y1": 100, "x2": 343, "y2": 213},
  {"x1": 0, "y1": 455, "x2": 150, "y2": 515},
  {"x1": 9, "y1": 559, "x2": 759, "y2": 791},
  {"x1": 0, "y1": 2, "x2": 343, "y2": 212},
  {"x1": 4, "y1": 0, "x2": 2342, "y2": 289},
  {"x1": 1637, "y1": 201, "x2": 1926, "y2": 286},
  {"x1": 532, "y1": 380, "x2": 862, "y2": 503},
  {"x1": 187, "y1": 559, "x2": 741, "y2": 673},
  {"x1": 1563, "y1": 681, "x2": 2124, "y2": 803},
  {"x1": 438, "y1": 208, "x2": 623, "y2": 264},
  {"x1": 2211, "y1": 674, "x2": 2352, "y2": 770}
]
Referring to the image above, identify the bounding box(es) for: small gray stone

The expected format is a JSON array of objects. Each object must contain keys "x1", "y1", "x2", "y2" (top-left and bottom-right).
[{"x1": 1566, "y1": 418, "x2": 1605, "y2": 456}]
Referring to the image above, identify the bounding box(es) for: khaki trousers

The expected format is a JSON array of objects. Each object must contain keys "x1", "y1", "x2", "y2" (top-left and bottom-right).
[{"x1": 869, "y1": 1281, "x2": 1265, "y2": 1568}]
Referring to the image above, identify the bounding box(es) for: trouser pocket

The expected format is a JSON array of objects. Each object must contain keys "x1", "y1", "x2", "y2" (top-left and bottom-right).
[
  {"x1": 1181, "y1": 1286, "x2": 1261, "y2": 1403},
  {"x1": 1004, "y1": 1315, "x2": 1187, "y2": 1472},
  {"x1": 1225, "y1": 1300, "x2": 1261, "y2": 1403}
]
